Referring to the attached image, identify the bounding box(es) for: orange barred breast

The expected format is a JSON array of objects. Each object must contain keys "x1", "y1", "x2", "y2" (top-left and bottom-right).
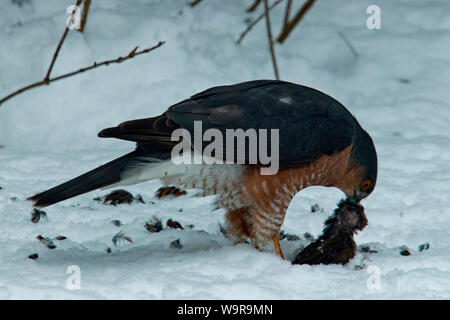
[{"x1": 223, "y1": 144, "x2": 365, "y2": 246}]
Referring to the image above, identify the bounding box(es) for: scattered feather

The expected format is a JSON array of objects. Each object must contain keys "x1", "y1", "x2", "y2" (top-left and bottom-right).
[
  {"x1": 145, "y1": 216, "x2": 163, "y2": 233},
  {"x1": 400, "y1": 246, "x2": 411, "y2": 256},
  {"x1": 28, "y1": 253, "x2": 39, "y2": 260},
  {"x1": 134, "y1": 194, "x2": 145, "y2": 204},
  {"x1": 418, "y1": 243, "x2": 430, "y2": 252},
  {"x1": 311, "y1": 204, "x2": 321, "y2": 213},
  {"x1": 155, "y1": 186, "x2": 187, "y2": 199},
  {"x1": 354, "y1": 264, "x2": 366, "y2": 271},
  {"x1": 103, "y1": 190, "x2": 134, "y2": 205},
  {"x1": 36, "y1": 235, "x2": 56, "y2": 249},
  {"x1": 170, "y1": 239, "x2": 183, "y2": 249},
  {"x1": 31, "y1": 209, "x2": 47, "y2": 223},
  {"x1": 397, "y1": 78, "x2": 410, "y2": 84},
  {"x1": 111, "y1": 220, "x2": 122, "y2": 227},
  {"x1": 167, "y1": 219, "x2": 183, "y2": 230},
  {"x1": 95, "y1": 189, "x2": 144, "y2": 206},
  {"x1": 112, "y1": 231, "x2": 133, "y2": 246},
  {"x1": 359, "y1": 245, "x2": 378, "y2": 254},
  {"x1": 303, "y1": 232, "x2": 315, "y2": 242}
]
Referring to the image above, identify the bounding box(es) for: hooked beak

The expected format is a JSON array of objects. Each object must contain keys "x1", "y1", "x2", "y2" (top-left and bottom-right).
[
  {"x1": 345, "y1": 195, "x2": 361, "y2": 205},
  {"x1": 345, "y1": 190, "x2": 368, "y2": 204}
]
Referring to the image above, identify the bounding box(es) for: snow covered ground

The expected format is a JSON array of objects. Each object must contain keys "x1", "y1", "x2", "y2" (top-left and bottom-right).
[{"x1": 1, "y1": 0, "x2": 450, "y2": 299}]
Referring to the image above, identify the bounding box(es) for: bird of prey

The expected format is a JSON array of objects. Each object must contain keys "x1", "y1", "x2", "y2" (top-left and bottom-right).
[{"x1": 28, "y1": 80, "x2": 377, "y2": 263}]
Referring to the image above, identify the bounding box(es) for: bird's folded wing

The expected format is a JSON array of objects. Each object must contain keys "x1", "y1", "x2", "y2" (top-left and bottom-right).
[
  {"x1": 167, "y1": 80, "x2": 357, "y2": 167},
  {"x1": 98, "y1": 80, "x2": 357, "y2": 167}
]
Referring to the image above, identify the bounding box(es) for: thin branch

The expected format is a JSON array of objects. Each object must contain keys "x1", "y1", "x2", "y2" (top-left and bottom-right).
[
  {"x1": 189, "y1": 0, "x2": 203, "y2": 7},
  {"x1": 44, "y1": 0, "x2": 83, "y2": 82},
  {"x1": 283, "y1": 0, "x2": 292, "y2": 26},
  {"x1": 276, "y1": 0, "x2": 316, "y2": 44},
  {"x1": 236, "y1": 0, "x2": 283, "y2": 45},
  {"x1": 263, "y1": 0, "x2": 279, "y2": 80},
  {"x1": 78, "y1": 0, "x2": 91, "y2": 33},
  {"x1": 0, "y1": 42, "x2": 165, "y2": 107},
  {"x1": 337, "y1": 31, "x2": 358, "y2": 59},
  {"x1": 246, "y1": 0, "x2": 262, "y2": 12}
]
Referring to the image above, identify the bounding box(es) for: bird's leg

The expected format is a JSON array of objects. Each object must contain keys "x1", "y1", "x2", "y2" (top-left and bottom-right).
[
  {"x1": 226, "y1": 207, "x2": 285, "y2": 259},
  {"x1": 249, "y1": 233, "x2": 284, "y2": 259},
  {"x1": 272, "y1": 234, "x2": 285, "y2": 259}
]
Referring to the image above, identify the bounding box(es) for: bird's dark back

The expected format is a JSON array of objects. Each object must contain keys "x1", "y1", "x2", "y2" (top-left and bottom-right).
[{"x1": 169, "y1": 80, "x2": 371, "y2": 168}]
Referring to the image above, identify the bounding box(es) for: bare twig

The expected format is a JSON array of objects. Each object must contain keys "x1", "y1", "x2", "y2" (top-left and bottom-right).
[
  {"x1": 263, "y1": 0, "x2": 279, "y2": 80},
  {"x1": 283, "y1": 0, "x2": 292, "y2": 26},
  {"x1": 246, "y1": 0, "x2": 262, "y2": 12},
  {"x1": 277, "y1": 0, "x2": 316, "y2": 43},
  {"x1": 236, "y1": 0, "x2": 283, "y2": 45},
  {"x1": 78, "y1": 0, "x2": 91, "y2": 33},
  {"x1": 337, "y1": 31, "x2": 358, "y2": 58},
  {"x1": 189, "y1": 0, "x2": 203, "y2": 7},
  {"x1": 44, "y1": 0, "x2": 83, "y2": 82},
  {"x1": 0, "y1": 42, "x2": 165, "y2": 107}
]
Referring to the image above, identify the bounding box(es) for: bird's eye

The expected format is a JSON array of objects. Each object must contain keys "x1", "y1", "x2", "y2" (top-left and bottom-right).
[{"x1": 361, "y1": 179, "x2": 372, "y2": 192}]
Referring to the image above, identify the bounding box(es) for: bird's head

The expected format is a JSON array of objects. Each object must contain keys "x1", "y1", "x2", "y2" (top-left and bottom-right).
[
  {"x1": 333, "y1": 198, "x2": 368, "y2": 234},
  {"x1": 345, "y1": 128, "x2": 378, "y2": 204}
]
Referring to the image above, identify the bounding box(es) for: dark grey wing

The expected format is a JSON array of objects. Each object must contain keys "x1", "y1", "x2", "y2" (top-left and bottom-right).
[
  {"x1": 166, "y1": 80, "x2": 357, "y2": 167},
  {"x1": 98, "y1": 80, "x2": 356, "y2": 167},
  {"x1": 97, "y1": 80, "x2": 280, "y2": 145}
]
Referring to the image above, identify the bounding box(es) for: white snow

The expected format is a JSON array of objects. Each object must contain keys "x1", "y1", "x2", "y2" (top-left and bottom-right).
[{"x1": 1, "y1": 0, "x2": 450, "y2": 299}]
